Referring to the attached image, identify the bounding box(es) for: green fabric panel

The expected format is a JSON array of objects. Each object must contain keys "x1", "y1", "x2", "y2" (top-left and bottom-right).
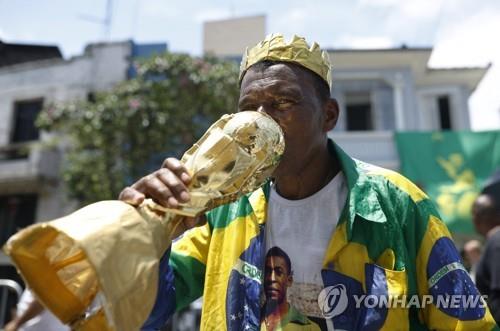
[
  {"x1": 206, "y1": 194, "x2": 255, "y2": 230},
  {"x1": 395, "y1": 130, "x2": 500, "y2": 234},
  {"x1": 170, "y1": 250, "x2": 206, "y2": 311},
  {"x1": 330, "y1": 139, "x2": 359, "y2": 192},
  {"x1": 409, "y1": 306, "x2": 431, "y2": 330},
  {"x1": 347, "y1": 174, "x2": 416, "y2": 271}
]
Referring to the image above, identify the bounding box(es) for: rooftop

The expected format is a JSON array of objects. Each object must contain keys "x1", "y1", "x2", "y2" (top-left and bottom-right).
[{"x1": 0, "y1": 40, "x2": 62, "y2": 68}]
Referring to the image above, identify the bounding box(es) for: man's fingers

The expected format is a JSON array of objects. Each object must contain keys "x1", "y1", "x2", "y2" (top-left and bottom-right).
[
  {"x1": 162, "y1": 158, "x2": 191, "y2": 185},
  {"x1": 118, "y1": 186, "x2": 145, "y2": 206},
  {"x1": 141, "y1": 175, "x2": 178, "y2": 207},
  {"x1": 157, "y1": 169, "x2": 190, "y2": 203},
  {"x1": 121, "y1": 158, "x2": 190, "y2": 209}
]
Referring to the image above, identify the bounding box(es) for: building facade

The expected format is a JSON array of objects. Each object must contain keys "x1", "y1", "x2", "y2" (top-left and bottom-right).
[
  {"x1": 328, "y1": 48, "x2": 487, "y2": 169},
  {"x1": 0, "y1": 40, "x2": 166, "y2": 288}
]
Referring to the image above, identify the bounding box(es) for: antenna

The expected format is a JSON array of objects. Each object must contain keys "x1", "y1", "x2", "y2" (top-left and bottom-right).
[
  {"x1": 79, "y1": 0, "x2": 114, "y2": 40},
  {"x1": 230, "y1": 0, "x2": 235, "y2": 17},
  {"x1": 104, "y1": 0, "x2": 113, "y2": 39}
]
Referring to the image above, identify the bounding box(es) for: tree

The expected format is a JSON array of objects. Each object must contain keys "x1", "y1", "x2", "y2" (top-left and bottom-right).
[{"x1": 37, "y1": 52, "x2": 240, "y2": 205}]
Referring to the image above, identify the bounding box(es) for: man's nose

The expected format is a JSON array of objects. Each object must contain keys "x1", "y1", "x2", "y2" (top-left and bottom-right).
[{"x1": 265, "y1": 270, "x2": 275, "y2": 282}]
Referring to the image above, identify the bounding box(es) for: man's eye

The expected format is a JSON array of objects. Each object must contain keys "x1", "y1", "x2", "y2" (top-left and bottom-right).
[
  {"x1": 239, "y1": 105, "x2": 257, "y2": 112},
  {"x1": 274, "y1": 99, "x2": 295, "y2": 109}
]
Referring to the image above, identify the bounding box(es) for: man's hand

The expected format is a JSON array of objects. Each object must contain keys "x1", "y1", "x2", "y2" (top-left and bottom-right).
[
  {"x1": 119, "y1": 158, "x2": 191, "y2": 208},
  {"x1": 4, "y1": 319, "x2": 20, "y2": 331},
  {"x1": 119, "y1": 157, "x2": 206, "y2": 236}
]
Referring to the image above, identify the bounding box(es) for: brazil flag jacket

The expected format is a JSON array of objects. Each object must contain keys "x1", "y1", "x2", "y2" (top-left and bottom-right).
[{"x1": 142, "y1": 140, "x2": 497, "y2": 331}]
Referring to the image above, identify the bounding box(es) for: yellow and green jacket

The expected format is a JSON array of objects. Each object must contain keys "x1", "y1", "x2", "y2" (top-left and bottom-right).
[{"x1": 142, "y1": 141, "x2": 497, "y2": 331}]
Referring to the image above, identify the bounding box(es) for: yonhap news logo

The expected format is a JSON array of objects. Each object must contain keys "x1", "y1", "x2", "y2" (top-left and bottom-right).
[
  {"x1": 318, "y1": 287, "x2": 488, "y2": 315},
  {"x1": 317, "y1": 284, "x2": 349, "y2": 318}
]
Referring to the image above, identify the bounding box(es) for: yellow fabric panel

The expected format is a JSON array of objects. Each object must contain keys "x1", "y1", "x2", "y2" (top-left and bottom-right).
[
  {"x1": 201, "y1": 213, "x2": 261, "y2": 330},
  {"x1": 172, "y1": 222, "x2": 211, "y2": 265},
  {"x1": 366, "y1": 167, "x2": 428, "y2": 203},
  {"x1": 322, "y1": 222, "x2": 348, "y2": 269},
  {"x1": 323, "y1": 222, "x2": 371, "y2": 291},
  {"x1": 376, "y1": 248, "x2": 409, "y2": 330},
  {"x1": 248, "y1": 188, "x2": 268, "y2": 225},
  {"x1": 416, "y1": 215, "x2": 451, "y2": 325},
  {"x1": 376, "y1": 248, "x2": 396, "y2": 270},
  {"x1": 380, "y1": 268, "x2": 409, "y2": 331},
  {"x1": 423, "y1": 304, "x2": 496, "y2": 331},
  {"x1": 334, "y1": 243, "x2": 372, "y2": 293}
]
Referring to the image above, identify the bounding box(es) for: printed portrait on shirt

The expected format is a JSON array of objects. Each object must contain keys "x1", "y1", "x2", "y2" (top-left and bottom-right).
[{"x1": 261, "y1": 246, "x2": 321, "y2": 331}]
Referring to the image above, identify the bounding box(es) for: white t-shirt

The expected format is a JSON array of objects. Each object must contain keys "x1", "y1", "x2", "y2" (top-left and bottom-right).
[
  {"x1": 264, "y1": 172, "x2": 347, "y2": 331},
  {"x1": 17, "y1": 289, "x2": 69, "y2": 331}
]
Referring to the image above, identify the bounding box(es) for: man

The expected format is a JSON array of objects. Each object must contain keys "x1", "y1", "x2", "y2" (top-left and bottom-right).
[
  {"x1": 262, "y1": 247, "x2": 320, "y2": 331},
  {"x1": 119, "y1": 34, "x2": 497, "y2": 330},
  {"x1": 472, "y1": 187, "x2": 500, "y2": 324},
  {"x1": 463, "y1": 239, "x2": 482, "y2": 282},
  {"x1": 4, "y1": 289, "x2": 69, "y2": 331}
]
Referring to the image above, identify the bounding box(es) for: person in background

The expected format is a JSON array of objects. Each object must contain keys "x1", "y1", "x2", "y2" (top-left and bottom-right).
[
  {"x1": 4, "y1": 289, "x2": 69, "y2": 331},
  {"x1": 472, "y1": 171, "x2": 500, "y2": 325},
  {"x1": 463, "y1": 239, "x2": 483, "y2": 282}
]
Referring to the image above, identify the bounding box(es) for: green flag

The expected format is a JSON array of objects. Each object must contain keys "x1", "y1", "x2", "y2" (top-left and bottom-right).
[{"x1": 395, "y1": 130, "x2": 500, "y2": 234}]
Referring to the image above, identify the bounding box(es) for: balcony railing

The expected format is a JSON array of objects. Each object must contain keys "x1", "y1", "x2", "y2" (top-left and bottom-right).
[
  {"x1": 329, "y1": 131, "x2": 399, "y2": 170},
  {"x1": 0, "y1": 142, "x2": 60, "y2": 188}
]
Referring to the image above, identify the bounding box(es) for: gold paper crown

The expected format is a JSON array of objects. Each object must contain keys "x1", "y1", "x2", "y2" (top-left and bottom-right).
[{"x1": 239, "y1": 33, "x2": 332, "y2": 89}]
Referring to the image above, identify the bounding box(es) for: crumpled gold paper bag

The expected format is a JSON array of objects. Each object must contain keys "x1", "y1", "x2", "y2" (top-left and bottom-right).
[{"x1": 4, "y1": 111, "x2": 284, "y2": 331}]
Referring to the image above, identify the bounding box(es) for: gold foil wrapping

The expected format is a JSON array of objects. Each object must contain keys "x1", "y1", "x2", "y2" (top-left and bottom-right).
[
  {"x1": 239, "y1": 33, "x2": 332, "y2": 89},
  {"x1": 4, "y1": 111, "x2": 284, "y2": 331}
]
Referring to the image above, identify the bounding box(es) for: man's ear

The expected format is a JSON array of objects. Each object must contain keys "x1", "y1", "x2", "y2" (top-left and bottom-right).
[
  {"x1": 323, "y1": 98, "x2": 339, "y2": 132},
  {"x1": 287, "y1": 275, "x2": 293, "y2": 287}
]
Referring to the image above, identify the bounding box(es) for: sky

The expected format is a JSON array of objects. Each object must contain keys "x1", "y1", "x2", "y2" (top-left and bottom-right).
[{"x1": 1, "y1": 0, "x2": 499, "y2": 130}]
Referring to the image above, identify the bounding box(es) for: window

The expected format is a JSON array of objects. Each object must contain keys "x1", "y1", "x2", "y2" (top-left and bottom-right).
[
  {"x1": 87, "y1": 92, "x2": 96, "y2": 103},
  {"x1": 0, "y1": 195, "x2": 37, "y2": 247},
  {"x1": 11, "y1": 99, "x2": 44, "y2": 143},
  {"x1": 345, "y1": 93, "x2": 373, "y2": 131},
  {"x1": 437, "y1": 95, "x2": 452, "y2": 130}
]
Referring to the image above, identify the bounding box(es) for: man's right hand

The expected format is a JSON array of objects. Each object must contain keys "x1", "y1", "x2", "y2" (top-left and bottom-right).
[
  {"x1": 119, "y1": 157, "x2": 191, "y2": 208},
  {"x1": 119, "y1": 157, "x2": 205, "y2": 235}
]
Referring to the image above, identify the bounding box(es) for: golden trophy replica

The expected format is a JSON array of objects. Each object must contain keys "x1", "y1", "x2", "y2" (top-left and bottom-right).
[{"x1": 4, "y1": 111, "x2": 285, "y2": 331}]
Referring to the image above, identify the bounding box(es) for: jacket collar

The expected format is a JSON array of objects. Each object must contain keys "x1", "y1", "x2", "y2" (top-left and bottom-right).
[{"x1": 328, "y1": 139, "x2": 387, "y2": 239}]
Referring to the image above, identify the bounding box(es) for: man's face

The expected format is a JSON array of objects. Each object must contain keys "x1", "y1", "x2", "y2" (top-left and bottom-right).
[
  {"x1": 238, "y1": 63, "x2": 338, "y2": 178},
  {"x1": 472, "y1": 194, "x2": 495, "y2": 236},
  {"x1": 264, "y1": 255, "x2": 292, "y2": 304}
]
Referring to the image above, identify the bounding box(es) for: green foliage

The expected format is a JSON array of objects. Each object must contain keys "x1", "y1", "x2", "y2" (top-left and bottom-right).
[{"x1": 38, "y1": 52, "x2": 240, "y2": 205}]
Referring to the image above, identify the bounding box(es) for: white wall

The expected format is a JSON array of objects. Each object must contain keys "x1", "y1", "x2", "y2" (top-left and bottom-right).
[
  {"x1": 0, "y1": 42, "x2": 131, "y2": 228},
  {"x1": 203, "y1": 15, "x2": 266, "y2": 56}
]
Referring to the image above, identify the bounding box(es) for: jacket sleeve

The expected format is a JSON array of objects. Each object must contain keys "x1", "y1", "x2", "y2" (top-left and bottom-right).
[
  {"x1": 412, "y1": 199, "x2": 498, "y2": 330},
  {"x1": 141, "y1": 221, "x2": 212, "y2": 330}
]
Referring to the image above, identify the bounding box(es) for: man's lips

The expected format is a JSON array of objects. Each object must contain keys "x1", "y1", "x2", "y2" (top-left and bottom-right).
[{"x1": 265, "y1": 287, "x2": 280, "y2": 294}]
